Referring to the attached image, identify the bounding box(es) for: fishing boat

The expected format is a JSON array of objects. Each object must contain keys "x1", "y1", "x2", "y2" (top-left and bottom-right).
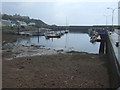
[
  {"x1": 95, "y1": 35, "x2": 101, "y2": 42},
  {"x1": 45, "y1": 34, "x2": 60, "y2": 39},
  {"x1": 60, "y1": 30, "x2": 65, "y2": 35},
  {"x1": 90, "y1": 35, "x2": 97, "y2": 43},
  {"x1": 65, "y1": 30, "x2": 69, "y2": 33},
  {"x1": 45, "y1": 31, "x2": 61, "y2": 39},
  {"x1": 90, "y1": 33, "x2": 101, "y2": 42}
]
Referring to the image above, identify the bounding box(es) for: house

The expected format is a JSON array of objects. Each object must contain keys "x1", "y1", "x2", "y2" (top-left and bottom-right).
[
  {"x1": 7, "y1": 19, "x2": 18, "y2": 26},
  {"x1": 28, "y1": 22, "x2": 36, "y2": 26},
  {"x1": 2, "y1": 19, "x2": 28, "y2": 27},
  {"x1": 2, "y1": 20, "x2": 12, "y2": 26},
  {"x1": 11, "y1": 21, "x2": 19, "y2": 26},
  {"x1": 17, "y1": 20, "x2": 27, "y2": 26}
]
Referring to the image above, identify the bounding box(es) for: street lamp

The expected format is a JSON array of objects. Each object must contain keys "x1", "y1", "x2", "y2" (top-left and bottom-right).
[
  {"x1": 104, "y1": 14, "x2": 110, "y2": 26},
  {"x1": 107, "y1": 7, "x2": 120, "y2": 31}
]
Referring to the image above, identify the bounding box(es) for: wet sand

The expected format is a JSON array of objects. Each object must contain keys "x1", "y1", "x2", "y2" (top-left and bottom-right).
[
  {"x1": 3, "y1": 53, "x2": 110, "y2": 88},
  {"x1": 2, "y1": 33, "x2": 110, "y2": 88}
]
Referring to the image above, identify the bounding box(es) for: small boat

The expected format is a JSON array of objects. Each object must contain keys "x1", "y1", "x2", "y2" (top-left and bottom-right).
[
  {"x1": 90, "y1": 35, "x2": 97, "y2": 43},
  {"x1": 88, "y1": 28, "x2": 102, "y2": 43},
  {"x1": 65, "y1": 30, "x2": 69, "y2": 33},
  {"x1": 95, "y1": 35, "x2": 101, "y2": 42},
  {"x1": 90, "y1": 35, "x2": 101, "y2": 42},
  {"x1": 45, "y1": 34, "x2": 61, "y2": 39},
  {"x1": 60, "y1": 30, "x2": 65, "y2": 35}
]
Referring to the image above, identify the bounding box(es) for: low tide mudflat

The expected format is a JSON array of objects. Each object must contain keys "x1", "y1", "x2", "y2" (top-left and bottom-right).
[{"x1": 2, "y1": 33, "x2": 110, "y2": 88}]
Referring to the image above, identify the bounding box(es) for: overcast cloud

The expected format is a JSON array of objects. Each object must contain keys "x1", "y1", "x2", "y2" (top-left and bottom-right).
[{"x1": 2, "y1": 2, "x2": 118, "y2": 26}]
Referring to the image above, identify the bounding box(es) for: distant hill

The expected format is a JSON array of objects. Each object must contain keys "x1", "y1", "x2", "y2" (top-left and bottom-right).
[{"x1": 2, "y1": 14, "x2": 48, "y2": 28}]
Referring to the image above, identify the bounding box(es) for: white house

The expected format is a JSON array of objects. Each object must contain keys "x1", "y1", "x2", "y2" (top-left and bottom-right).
[
  {"x1": 17, "y1": 20, "x2": 27, "y2": 26},
  {"x1": 2, "y1": 20, "x2": 12, "y2": 26},
  {"x1": 28, "y1": 22, "x2": 36, "y2": 26}
]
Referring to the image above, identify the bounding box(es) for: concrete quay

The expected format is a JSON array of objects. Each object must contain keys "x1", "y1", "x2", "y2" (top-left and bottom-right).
[{"x1": 106, "y1": 29, "x2": 120, "y2": 88}]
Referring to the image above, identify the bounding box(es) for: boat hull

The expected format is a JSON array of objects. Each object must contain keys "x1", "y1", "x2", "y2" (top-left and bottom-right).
[{"x1": 45, "y1": 35, "x2": 61, "y2": 39}]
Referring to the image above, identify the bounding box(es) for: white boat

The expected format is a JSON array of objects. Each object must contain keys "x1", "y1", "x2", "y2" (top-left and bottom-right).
[
  {"x1": 65, "y1": 30, "x2": 69, "y2": 33},
  {"x1": 45, "y1": 34, "x2": 61, "y2": 39}
]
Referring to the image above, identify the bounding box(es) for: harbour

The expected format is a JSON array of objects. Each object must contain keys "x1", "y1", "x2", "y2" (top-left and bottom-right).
[
  {"x1": 16, "y1": 31, "x2": 100, "y2": 54},
  {"x1": 3, "y1": 24, "x2": 120, "y2": 88},
  {"x1": 2, "y1": 32, "x2": 110, "y2": 88},
  {"x1": 1, "y1": 1, "x2": 120, "y2": 89}
]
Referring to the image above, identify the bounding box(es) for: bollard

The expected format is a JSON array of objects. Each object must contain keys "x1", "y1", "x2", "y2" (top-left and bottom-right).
[{"x1": 116, "y1": 42, "x2": 119, "y2": 47}]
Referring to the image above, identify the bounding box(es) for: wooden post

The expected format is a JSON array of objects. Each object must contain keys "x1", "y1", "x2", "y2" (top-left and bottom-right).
[
  {"x1": 38, "y1": 28, "x2": 39, "y2": 43},
  {"x1": 99, "y1": 41, "x2": 104, "y2": 54},
  {"x1": 18, "y1": 26, "x2": 20, "y2": 35}
]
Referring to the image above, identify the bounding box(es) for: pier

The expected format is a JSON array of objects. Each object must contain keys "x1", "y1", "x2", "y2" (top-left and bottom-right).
[
  {"x1": 106, "y1": 29, "x2": 120, "y2": 88},
  {"x1": 89, "y1": 28, "x2": 120, "y2": 88}
]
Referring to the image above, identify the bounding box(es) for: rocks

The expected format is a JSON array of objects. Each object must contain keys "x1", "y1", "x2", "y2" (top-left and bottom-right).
[
  {"x1": 45, "y1": 74, "x2": 47, "y2": 77},
  {"x1": 26, "y1": 58, "x2": 31, "y2": 61},
  {"x1": 2, "y1": 43, "x2": 14, "y2": 50},
  {"x1": 3, "y1": 52, "x2": 110, "y2": 88},
  {"x1": 31, "y1": 45, "x2": 34, "y2": 47},
  {"x1": 6, "y1": 50, "x2": 12, "y2": 52},
  {"x1": 57, "y1": 49, "x2": 64, "y2": 52},
  {"x1": 52, "y1": 83, "x2": 55, "y2": 86},
  {"x1": 2, "y1": 41, "x2": 6, "y2": 45},
  {"x1": 22, "y1": 45, "x2": 25, "y2": 47},
  {"x1": 70, "y1": 76, "x2": 74, "y2": 80},
  {"x1": 64, "y1": 81, "x2": 68, "y2": 84},
  {"x1": 18, "y1": 66, "x2": 24, "y2": 69}
]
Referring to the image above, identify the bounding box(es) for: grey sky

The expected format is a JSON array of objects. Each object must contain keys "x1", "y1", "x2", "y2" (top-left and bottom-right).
[{"x1": 2, "y1": 2, "x2": 118, "y2": 26}]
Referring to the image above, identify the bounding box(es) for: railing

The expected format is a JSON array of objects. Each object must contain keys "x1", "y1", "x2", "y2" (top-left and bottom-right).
[{"x1": 106, "y1": 33, "x2": 120, "y2": 88}]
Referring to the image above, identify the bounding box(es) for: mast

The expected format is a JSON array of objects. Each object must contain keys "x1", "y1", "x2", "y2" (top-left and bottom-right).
[{"x1": 66, "y1": 16, "x2": 67, "y2": 30}]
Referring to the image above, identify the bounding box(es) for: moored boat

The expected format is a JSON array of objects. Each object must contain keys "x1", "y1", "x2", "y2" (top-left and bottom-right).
[
  {"x1": 95, "y1": 35, "x2": 101, "y2": 42},
  {"x1": 45, "y1": 34, "x2": 61, "y2": 39},
  {"x1": 65, "y1": 30, "x2": 69, "y2": 33}
]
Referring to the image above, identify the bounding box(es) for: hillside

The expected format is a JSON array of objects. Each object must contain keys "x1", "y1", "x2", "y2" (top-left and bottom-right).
[{"x1": 2, "y1": 14, "x2": 48, "y2": 28}]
